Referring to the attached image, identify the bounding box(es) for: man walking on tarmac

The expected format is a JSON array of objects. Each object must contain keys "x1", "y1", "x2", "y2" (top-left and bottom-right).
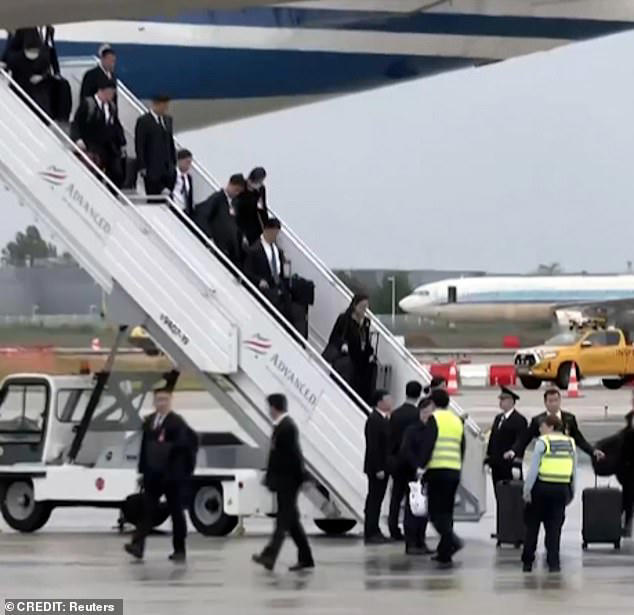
[
  {"x1": 416, "y1": 388, "x2": 465, "y2": 569},
  {"x1": 125, "y1": 388, "x2": 197, "y2": 562},
  {"x1": 521, "y1": 414, "x2": 577, "y2": 572}
]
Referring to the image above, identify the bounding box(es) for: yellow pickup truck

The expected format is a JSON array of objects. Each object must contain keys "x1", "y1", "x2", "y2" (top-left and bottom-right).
[{"x1": 514, "y1": 328, "x2": 634, "y2": 390}]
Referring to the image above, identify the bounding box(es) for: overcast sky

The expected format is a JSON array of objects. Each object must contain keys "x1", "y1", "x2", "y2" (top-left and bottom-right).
[{"x1": 4, "y1": 29, "x2": 634, "y2": 273}]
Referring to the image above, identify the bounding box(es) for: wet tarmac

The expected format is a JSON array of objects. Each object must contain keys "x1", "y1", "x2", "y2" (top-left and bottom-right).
[{"x1": 1, "y1": 465, "x2": 633, "y2": 614}]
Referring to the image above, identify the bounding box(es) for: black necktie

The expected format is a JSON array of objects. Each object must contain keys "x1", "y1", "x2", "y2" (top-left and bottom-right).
[{"x1": 270, "y1": 245, "x2": 279, "y2": 284}]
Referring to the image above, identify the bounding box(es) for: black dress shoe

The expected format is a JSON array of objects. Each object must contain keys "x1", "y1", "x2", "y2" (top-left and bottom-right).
[
  {"x1": 168, "y1": 552, "x2": 186, "y2": 563},
  {"x1": 289, "y1": 561, "x2": 315, "y2": 572},
  {"x1": 436, "y1": 560, "x2": 454, "y2": 570},
  {"x1": 405, "y1": 546, "x2": 427, "y2": 556},
  {"x1": 390, "y1": 532, "x2": 405, "y2": 542},
  {"x1": 252, "y1": 553, "x2": 274, "y2": 571},
  {"x1": 548, "y1": 565, "x2": 561, "y2": 573},
  {"x1": 522, "y1": 562, "x2": 533, "y2": 573},
  {"x1": 124, "y1": 543, "x2": 143, "y2": 560}
]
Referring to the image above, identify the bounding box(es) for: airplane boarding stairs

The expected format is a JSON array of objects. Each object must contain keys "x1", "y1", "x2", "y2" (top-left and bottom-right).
[{"x1": 0, "y1": 61, "x2": 486, "y2": 524}]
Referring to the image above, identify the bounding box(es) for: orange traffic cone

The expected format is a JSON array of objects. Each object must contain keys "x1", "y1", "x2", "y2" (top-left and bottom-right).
[
  {"x1": 447, "y1": 362, "x2": 460, "y2": 395},
  {"x1": 567, "y1": 364, "x2": 582, "y2": 398},
  {"x1": 91, "y1": 337, "x2": 101, "y2": 352}
]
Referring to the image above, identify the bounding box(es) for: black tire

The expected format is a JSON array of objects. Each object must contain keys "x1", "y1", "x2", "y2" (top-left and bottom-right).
[
  {"x1": 556, "y1": 363, "x2": 574, "y2": 390},
  {"x1": 0, "y1": 480, "x2": 52, "y2": 533},
  {"x1": 614, "y1": 540, "x2": 621, "y2": 550},
  {"x1": 188, "y1": 482, "x2": 238, "y2": 537},
  {"x1": 603, "y1": 378, "x2": 624, "y2": 390},
  {"x1": 582, "y1": 542, "x2": 588, "y2": 550},
  {"x1": 314, "y1": 518, "x2": 357, "y2": 536},
  {"x1": 519, "y1": 376, "x2": 542, "y2": 390}
]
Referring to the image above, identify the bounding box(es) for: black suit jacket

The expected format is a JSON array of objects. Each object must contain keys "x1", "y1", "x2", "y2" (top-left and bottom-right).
[
  {"x1": 170, "y1": 170, "x2": 194, "y2": 217},
  {"x1": 134, "y1": 112, "x2": 176, "y2": 182},
  {"x1": 138, "y1": 412, "x2": 191, "y2": 481},
  {"x1": 80, "y1": 65, "x2": 118, "y2": 102},
  {"x1": 193, "y1": 190, "x2": 242, "y2": 265},
  {"x1": 243, "y1": 239, "x2": 286, "y2": 289},
  {"x1": 388, "y1": 402, "x2": 419, "y2": 474},
  {"x1": 71, "y1": 96, "x2": 125, "y2": 159},
  {"x1": 486, "y1": 409, "x2": 528, "y2": 465},
  {"x1": 265, "y1": 416, "x2": 305, "y2": 492},
  {"x1": 514, "y1": 411, "x2": 594, "y2": 458},
  {"x1": 234, "y1": 185, "x2": 268, "y2": 245},
  {"x1": 364, "y1": 410, "x2": 390, "y2": 476}
]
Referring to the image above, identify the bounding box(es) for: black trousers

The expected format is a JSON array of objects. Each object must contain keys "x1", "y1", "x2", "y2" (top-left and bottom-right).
[
  {"x1": 490, "y1": 462, "x2": 514, "y2": 489},
  {"x1": 404, "y1": 483, "x2": 428, "y2": 548},
  {"x1": 522, "y1": 481, "x2": 569, "y2": 568},
  {"x1": 618, "y1": 471, "x2": 634, "y2": 526},
  {"x1": 364, "y1": 476, "x2": 388, "y2": 538},
  {"x1": 426, "y1": 471, "x2": 461, "y2": 563},
  {"x1": 133, "y1": 478, "x2": 187, "y2": 554},
  {"x1": 388, "y1": 475, "x2": 408, "y2": 537},
  {"x1": 261, "y1": 486, "x2": 313, "y2": 565}
]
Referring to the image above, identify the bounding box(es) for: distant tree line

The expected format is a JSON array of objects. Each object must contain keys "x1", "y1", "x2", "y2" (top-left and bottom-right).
[{"x1": 1, "y1": 225, "x2": 73, "y2": 267}]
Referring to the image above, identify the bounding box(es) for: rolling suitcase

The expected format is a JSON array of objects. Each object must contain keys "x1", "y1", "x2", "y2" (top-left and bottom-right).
[
  {"x1": 582, "y1": 477, "x2": 622, "y2": 550},
  {"x1": 495, "y1": 479, "x2": 525, "y2": 547}
]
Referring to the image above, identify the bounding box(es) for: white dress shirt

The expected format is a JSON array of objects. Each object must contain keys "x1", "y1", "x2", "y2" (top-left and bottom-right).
[
  {"x1": 95, "y1": 94, "x2": 110, "y2": 124},
  {"x1": 173, "y1": 170, "x2": 190, "y2": 211},
  {"x1": 272, "y1": 413, "x2": 288, "y2": 427}
]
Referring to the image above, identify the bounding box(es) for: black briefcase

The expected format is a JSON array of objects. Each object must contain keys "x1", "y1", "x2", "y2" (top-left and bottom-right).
[
  {"x1": 50, "y1": 76, "x2": 72, "y2": 122},
  {"x1": 290, "y1": 275, "x2": 315, "y2": 306}
]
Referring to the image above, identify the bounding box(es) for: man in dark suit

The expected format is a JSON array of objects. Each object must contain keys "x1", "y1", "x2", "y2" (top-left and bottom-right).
[
  {"x1": 134, "y1": 94, "x2": 176, "y2": 196},
  {"x1": 243, "y1": 217, "x2": 289, "y2": 311},
  {"x1": 193, "y1": 174, "x2": 246, "y2": 267},
  {"x1": 80, "y1": 44, "x2": 117, "y2": 101},
  {"x1": 364, "y1": 389, "x2": 393, "y2": 544},
  {"x1": 486, "y1": 386, "x2": 528, "y2": 486},
  {"x1": 235, "y1": 166, "x2": 268, "y2": 245},
  {"x1": 71, "y1": 78, "x2": 126, "y2": 187},
  {"x1": 387, "y1": 380, "x2": 422, "y2": 541},
  {"x1": 507, "y1": 388, "x2": 605, "y2": 463},
  {"x1": 253, "y1": 393, "x2": 314, "y2": 572},
  {"x1": 170, "y1": 149, "x2": 194, "y2": 217},
  {"x1": 124, "y1": 388, "x2": 195, "y2": 562}
]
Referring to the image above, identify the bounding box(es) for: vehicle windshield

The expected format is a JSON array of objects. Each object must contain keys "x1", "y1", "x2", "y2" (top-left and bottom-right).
[{"x1": 543, "y1": 332, "x2": 582, "y2": 346}]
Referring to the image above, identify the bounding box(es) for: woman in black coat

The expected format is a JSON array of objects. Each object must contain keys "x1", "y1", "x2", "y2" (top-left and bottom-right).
[
  {"x1": 325, "y1": 294, "x2": 375, "y2": 403},
  {"x1": 6, "y1": 30, "x2": 53, "y2": 116}
]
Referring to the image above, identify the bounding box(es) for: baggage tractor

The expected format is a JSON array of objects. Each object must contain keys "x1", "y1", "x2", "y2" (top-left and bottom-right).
[
  {"x1": 495, "y1": 479, "x2": 525, "y2": 547},
  {"x1": 582, "y1": 477, "x2": 622, "y2": 550}
]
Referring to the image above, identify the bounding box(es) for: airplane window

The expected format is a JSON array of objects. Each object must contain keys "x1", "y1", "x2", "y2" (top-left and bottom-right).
[{"x1": 415, "y1": 290, "x2": 430, "y2": 296}]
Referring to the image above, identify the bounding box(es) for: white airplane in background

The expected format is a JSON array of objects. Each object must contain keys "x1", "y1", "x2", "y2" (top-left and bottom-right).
[
  {"x1": 3, "y1": 1, "x2": 634, "y2": 128},
  {"x1": 399, "y1": 274, "x2": 634, "y2": 326}
]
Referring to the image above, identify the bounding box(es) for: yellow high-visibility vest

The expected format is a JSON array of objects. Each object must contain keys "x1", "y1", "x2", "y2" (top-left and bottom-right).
[
  {"x1": 538, "y1": 434, "x2": 575, "y2": 484},
  {"x1": 427, "y1": 409, "x2": 464, "y2": 471}
]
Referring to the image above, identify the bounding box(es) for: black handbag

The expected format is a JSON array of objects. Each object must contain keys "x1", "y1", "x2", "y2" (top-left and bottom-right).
[{"x1": 290, "y1": 274, "x2": 315, "y2": 306}]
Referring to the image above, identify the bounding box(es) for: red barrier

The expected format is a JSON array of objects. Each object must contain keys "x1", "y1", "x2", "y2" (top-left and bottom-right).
[
  {"x1": 489, "y1": 364, "x2": 517, "y2": 387},
  {"x1": 430, "y1": 363, "x2": 452, "y2": 382},
  {"x1": 502, "y1": 336, "x2": 521, "y2": 349}
]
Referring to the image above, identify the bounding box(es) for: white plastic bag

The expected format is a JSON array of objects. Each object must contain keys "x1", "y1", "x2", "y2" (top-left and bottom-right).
[{"x1": 408, "y1": 480, "x2": 428, "y2": 517}]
